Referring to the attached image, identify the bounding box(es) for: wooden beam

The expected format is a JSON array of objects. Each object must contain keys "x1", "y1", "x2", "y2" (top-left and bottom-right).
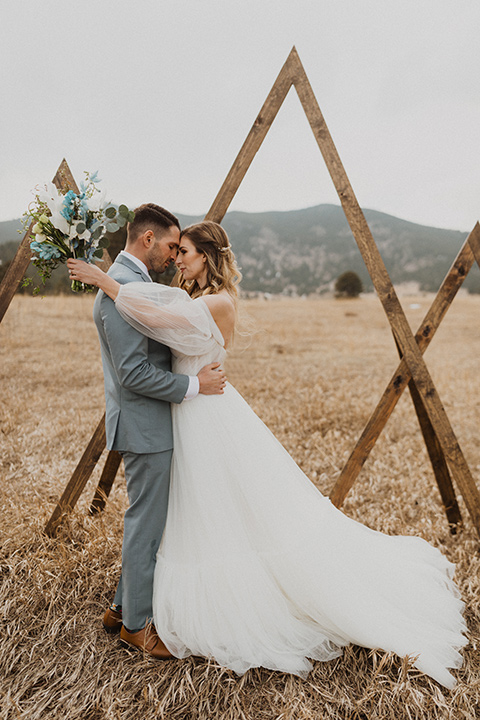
[
  {"x1": 52, "y1": 158, "x2": 80, "y2": 194},
  {"x1": 205, "y1": 48, "x2": 297, "y2": 223},
  {"x1": 329, "y1": 223, "x2": 480, "y2": 508},
  {"x1": 391, "y1": 334, "x2": 462, "y2": 530},
  {"x1": 0, "y1": 221, "x2": 35, "y2": 323},
  {"x1": 89, "y1": 450, "x2": 122, "y2": 515},
  {"x1": 469, "y1": 227, "x2": 480, "y2": 268},
  {"x1": 288, "y1": 53, "x2": 480, "y2": 535},
  {"x1": 406, "y1": 369, "x2": 462, "y2": 531},
  {"x1": 45, "y1": 416, "x2": 107, "y2": 537}
]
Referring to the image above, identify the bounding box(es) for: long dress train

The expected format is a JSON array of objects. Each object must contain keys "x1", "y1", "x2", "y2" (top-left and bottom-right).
[{"x1": 115, "y1": 283, "x2": 467, "y2": 688}]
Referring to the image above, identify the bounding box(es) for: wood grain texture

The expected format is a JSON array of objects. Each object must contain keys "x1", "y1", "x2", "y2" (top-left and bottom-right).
[
  {"x1": 406, "y1": 371, "x2": 462, "y2": 531},
  {"x1": 391, "y1": 334, "x2": 462, "y2": 530},
  {"x1": 89, "y1": 450, "x2": 122, "y2": 515},
  {"x1": 205, "y1": 48, "x2": 298, "y2": 224},
  {"x1": 287, "y1": 54, "x2": 480, "y2": 535},
  {"x1": 52, "y1": 158, "x2": 80, "y2": 194},
  {"x1": 329, "y1": 224, "x2": 480, "y2": 512},
  {"x1": 45, "y1": 415, "x2": 107, "y2": 537},
  {"x1": 0, "y1": 221, "x2": 35, "y2": 323}
]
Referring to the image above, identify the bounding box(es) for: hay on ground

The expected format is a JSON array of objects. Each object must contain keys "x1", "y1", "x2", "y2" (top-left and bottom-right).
[{"x1": 1, "y1": 294, "x2": 479, "y2": 720}]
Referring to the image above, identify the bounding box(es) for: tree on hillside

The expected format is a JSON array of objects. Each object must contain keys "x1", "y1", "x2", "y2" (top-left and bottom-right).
[{"x1": 335, "y1": 271, "x2": 363, "y2": 298}]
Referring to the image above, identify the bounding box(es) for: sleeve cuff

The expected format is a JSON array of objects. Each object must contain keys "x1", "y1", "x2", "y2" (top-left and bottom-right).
[{"x1": 184, "y1": 375, "x2": 200, "y2": 401}]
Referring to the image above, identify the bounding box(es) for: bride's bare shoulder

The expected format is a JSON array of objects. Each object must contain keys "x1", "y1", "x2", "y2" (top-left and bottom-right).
[
  {"x1": 200, "y1": 291, "x2": 235, "y2": 317},
  {"x1": 199, "y1": 292, "x2": 236, "y2": 344}
]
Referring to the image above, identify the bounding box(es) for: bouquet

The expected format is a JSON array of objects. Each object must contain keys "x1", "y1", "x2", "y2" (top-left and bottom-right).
[{"x1": 24, "y1": 171, "x2": 134, "y2": 293}]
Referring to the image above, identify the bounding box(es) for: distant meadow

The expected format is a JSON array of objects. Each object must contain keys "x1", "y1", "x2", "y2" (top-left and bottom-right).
[{"x1": 1, "y1": 292, "x2": 479, "y2": 719}]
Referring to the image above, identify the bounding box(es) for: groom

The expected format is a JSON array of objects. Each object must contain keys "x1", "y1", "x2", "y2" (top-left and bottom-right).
[{"x1": 95, "y1": 203, "x2": 226, "y2": 659}]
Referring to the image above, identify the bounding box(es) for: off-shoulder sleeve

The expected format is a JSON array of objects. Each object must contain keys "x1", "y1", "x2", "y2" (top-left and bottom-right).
[{"x1": 115, "y1": 282, "x2": 224, "y2": 356}]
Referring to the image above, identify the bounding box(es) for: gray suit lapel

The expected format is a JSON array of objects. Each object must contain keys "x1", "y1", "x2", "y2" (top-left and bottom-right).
[{"x1": 114, "y1": 254, "x2": 151, "y2": 283}]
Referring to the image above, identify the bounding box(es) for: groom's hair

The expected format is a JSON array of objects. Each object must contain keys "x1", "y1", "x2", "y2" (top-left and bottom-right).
[{"x1": 127, "y1": 203, "x2": 180, "y2": 244}]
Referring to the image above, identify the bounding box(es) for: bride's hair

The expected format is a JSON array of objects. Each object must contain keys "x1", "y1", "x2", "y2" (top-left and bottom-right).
[{"x1": 177, "y1": 221, "x2": 242, "y2": 299}]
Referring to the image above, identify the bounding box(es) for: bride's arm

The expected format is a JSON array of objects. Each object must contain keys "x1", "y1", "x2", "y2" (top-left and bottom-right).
[
  {"x1": 68, "y1": 257, "x2": 192, "y2": 331},
  {"x1": 67, "y1": 259, "x2": 120, "y2": 300}
]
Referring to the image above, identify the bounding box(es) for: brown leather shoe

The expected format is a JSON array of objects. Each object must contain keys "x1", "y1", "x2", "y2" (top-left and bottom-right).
[
  {"x1": 120, "y1": 624, "x2": 173, "y2": 660},
  {"x1": 103, "y1": 607, "x2": 123, "y2": 634}
]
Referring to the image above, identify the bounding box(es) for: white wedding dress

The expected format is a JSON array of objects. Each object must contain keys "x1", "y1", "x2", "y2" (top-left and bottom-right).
[{"x1": 115, "y1": 283, "x2": 467, "y2": 689}]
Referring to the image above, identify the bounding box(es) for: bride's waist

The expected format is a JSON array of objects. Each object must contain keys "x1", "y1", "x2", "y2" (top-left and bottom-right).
[
  {"x1": 173, "y1": 381, "x2": 234, "y2": 412},
  {"x1": 173, "y1": 356, "x2": 225, "y2": 375}
]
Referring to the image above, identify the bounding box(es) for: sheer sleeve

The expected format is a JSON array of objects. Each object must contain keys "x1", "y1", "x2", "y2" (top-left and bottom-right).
[{"x1": 114, "y1": 282, "x2": 224, "y2": 356}]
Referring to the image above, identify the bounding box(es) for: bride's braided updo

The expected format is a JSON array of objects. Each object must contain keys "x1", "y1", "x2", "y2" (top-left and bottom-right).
[{"x1": 177, "y1": 221, "x2": 242, "y2": 299}]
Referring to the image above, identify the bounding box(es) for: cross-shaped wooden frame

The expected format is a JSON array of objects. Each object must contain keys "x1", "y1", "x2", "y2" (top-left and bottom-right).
[
  {"x1": 329, "y1": 223, "x2": 480, "y2": 522},
  {"x1": 1, "y1": 48, "x2": 478, "y2": 538}
]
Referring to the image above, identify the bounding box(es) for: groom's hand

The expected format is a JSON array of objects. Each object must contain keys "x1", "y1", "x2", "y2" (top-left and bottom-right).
[{"x1": 197, "y1": 363, "x2": 227, "y2": 395}]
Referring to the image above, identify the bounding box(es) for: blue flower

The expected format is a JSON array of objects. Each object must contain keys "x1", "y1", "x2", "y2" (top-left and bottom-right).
[
  {"x1": 30, "y1": 241, "x2": 62, "y2": 260},
  {"x1": 80, "y1": 197, "x2": 89, "y2": 216},
  {"x1": 61, "y1": 190, "x2": 77, "y2": 220},
  {"x1": 89, "y1": 170, "x2": 101, "y2": 184}
]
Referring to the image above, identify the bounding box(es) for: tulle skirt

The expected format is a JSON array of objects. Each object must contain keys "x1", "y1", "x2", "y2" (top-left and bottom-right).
[{"x1": 152, "y1": 384, "x2": 467, "y2": 688}]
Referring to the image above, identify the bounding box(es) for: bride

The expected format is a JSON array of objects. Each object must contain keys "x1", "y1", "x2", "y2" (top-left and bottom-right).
[{"x1": 68, "y1": 221, "x2": 467, "y2": 689}]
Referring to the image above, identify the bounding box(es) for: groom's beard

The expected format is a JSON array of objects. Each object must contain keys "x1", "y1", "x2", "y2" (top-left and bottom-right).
[
  {"x1": 151, "y1": 258, "x2": 173, "y2": 274},
  {"x1": 149, "y1": 259, "x2": 179, "y2": 283}
]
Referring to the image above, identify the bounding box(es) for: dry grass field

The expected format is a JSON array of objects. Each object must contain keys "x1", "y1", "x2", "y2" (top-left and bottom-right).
[{"x1": 1, "y1": 292, "x2": 479, "y2": 720}]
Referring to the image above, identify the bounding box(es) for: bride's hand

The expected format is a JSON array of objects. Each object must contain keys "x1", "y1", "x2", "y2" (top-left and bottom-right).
[
  {"x1": 67, "y1": 258, "x2": 121, "y2": 300},
  {"x1": 67, "y1": 258, "x2": 105, "y2": 286}
]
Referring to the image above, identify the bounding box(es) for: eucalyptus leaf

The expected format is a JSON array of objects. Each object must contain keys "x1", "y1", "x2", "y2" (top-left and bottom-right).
[
  {"x1": 119, "y1": 204, "x2": 129, "y2": 218},
  {"x1": 116, "y1": 215, "x2": 126, "y2": 228},
  {"x1": 91, "y1": 226, "x2": 103, "y2": 241},
  {"x1": 105, "y1": 206, "x2": 116, "y2": 219},
  {"x1": 93, "y1": 248, "x2": 104, "y2": 258},
  {"x1": 76, "y1": 222, "x2": 86, "y2": 234},
  {"x1": 98, "y1": 236, "x2": 110, "y2": 248},
  {"x1": 106, "y1": 222, "x2": 119, "y2": 233},
  {"x1": 128, "y1": 211, "x2": 135, "y2": 223}
]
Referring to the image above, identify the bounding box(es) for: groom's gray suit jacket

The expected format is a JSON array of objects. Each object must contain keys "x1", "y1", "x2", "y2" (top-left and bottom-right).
[{"x1": 93, "y1": 254, "x2": 189, "y2": 453}]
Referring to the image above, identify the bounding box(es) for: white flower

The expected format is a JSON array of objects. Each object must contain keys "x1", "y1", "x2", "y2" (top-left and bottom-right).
[
  {"x1": 50, "y1": 209, "x2": 70, "y2": 235},
  {"x1": 35, "y1": 233, "x2": 48, "y2": 243},
  {"x1": 33, "y1": 222, "x2": 43, "y2": 234},
  {"x1": 37, "y1": 182, "x2": 61, "y2": 212},
  {"x1": 36, "y1": 182, "x2": 70, "y2": 234},
  {"x1": 68, "y1": 221, "x2": 91, "y2": 242}
]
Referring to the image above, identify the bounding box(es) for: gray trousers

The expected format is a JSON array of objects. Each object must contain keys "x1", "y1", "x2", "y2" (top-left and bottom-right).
[{"x1": 113, "y1": 449, "x2": 172, "y2": 630}]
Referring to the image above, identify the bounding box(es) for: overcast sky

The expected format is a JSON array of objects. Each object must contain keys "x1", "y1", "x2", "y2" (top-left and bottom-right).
[{"x1": 1, "y1": 0, "x2": 478, "y2": 231}]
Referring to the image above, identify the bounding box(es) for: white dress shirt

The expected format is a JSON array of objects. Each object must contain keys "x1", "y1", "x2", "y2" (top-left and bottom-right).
[{"x1": 118, "y1": 250, "x2": 199, "y2": 400}]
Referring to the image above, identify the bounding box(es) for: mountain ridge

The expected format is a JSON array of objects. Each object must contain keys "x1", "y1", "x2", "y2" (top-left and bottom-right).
[{"x1": 1, "y1": 205, "x2": 478, "y2": 294}]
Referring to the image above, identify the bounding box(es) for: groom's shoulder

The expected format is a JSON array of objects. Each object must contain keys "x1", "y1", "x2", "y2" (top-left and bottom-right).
[
  {"x1": 94, "y1": 261, "x2": 134, "y2": 318},
  {"x1": 108, "y1": 259, "x2": 137, "y2": 284}
]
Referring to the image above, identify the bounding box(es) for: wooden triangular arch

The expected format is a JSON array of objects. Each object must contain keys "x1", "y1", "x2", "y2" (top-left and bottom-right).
[{"x1": 12, "y1": 48, "x2": 477, "y2": 538}]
